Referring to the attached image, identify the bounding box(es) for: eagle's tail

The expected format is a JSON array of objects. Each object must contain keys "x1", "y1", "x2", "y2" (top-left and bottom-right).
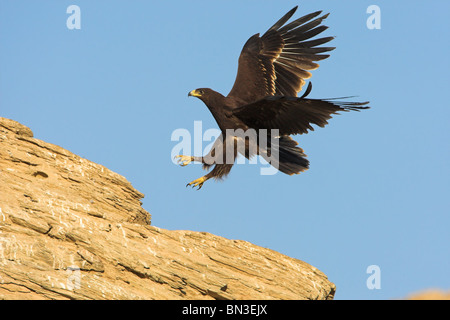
[
  {"x1": 261, "y1": 135, "x2": 309, "y2": 175},
  {"x1": 277, "y1": 135, "x2": 309, "y2": 175}
]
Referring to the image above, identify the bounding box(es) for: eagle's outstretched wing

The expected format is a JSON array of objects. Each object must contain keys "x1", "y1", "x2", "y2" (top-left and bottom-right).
[
  {"x1": 227, "y1": 6, "x2": 334, "y2": 104},
  {"x1": 232, "y1": 84, "x2": 370, "y2": 136}
]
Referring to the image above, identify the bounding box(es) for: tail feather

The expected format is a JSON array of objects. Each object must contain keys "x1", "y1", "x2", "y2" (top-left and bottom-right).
[{"x1": 261, "y1": 135, "x2": 309, "y2": 175}]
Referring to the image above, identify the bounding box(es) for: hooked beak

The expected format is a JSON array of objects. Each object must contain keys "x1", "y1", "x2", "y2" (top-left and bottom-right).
[{"x1": 188, "y1": 89, "x2": 201, "y2": 97}]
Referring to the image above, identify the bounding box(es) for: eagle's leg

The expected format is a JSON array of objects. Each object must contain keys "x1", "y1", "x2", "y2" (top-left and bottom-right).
[
  {"x1": 186, "y1": 176, "x2": 209, "y2": 190},
  {"x1": 174, "y1": 155, "x2": 203, "y2": 167},
  {"x1": 183, "y1": 134, "x2": 236, "y2": 190},
  {"x1": 186, "y1": 163, "x2": 234, "y2": 190}
]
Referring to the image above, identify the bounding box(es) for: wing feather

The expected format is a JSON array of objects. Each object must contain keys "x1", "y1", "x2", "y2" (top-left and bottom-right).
[
  {"x1": 228, "y1": 7, "x2": 335, "y2": 104},
  {"x1": 277, "y1": 11, "x2": 323, "y2": 34},
  {"x1": 265, "y1": 6, "x2": 299, "y2": 34},
  {"x1": 232, "y1": 89, "x2": 370, "y2": 136}
]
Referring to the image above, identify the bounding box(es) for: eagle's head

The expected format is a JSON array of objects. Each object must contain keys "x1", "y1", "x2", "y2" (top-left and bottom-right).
[{"x1": 188, "y1": 88, "x2": 224, "y2": 107}]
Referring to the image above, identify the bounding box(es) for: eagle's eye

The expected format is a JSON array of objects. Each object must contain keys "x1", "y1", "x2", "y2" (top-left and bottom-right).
[{"x1": 198, "y1": 89, "x2": 204, "y2": 95}]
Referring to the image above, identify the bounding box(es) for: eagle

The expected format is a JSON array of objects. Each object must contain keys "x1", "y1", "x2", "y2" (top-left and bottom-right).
[{"x1": 176, "y1": 6, "x2": 369, "y2": 189}]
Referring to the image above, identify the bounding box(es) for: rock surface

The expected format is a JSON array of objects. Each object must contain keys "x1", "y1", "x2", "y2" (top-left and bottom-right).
[
  {"x1": 0, "y1": 117, "x2": 336, "y2": 300},
  {"x1": 404, "y1": 289, "x2": 450, "y2": 300}
]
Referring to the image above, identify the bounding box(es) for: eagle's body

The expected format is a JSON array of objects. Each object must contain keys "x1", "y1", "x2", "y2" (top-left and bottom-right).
[{"x1": 177, "y1": 6, "x2": 369, "y2": 189}]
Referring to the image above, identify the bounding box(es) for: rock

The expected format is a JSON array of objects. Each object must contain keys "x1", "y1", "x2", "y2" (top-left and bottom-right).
[
  {"x1": 403, "y1": 289, "x2": 450, "y2": 300},
  {"x1": 0, "y1": 117, "x2": 336, "y2": 300},
  {"x1": 0, "y1": 118, "x2": 34, "y2": 138}
]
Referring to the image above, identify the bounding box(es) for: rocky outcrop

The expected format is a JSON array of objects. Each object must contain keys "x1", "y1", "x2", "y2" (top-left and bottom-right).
[{"x1": 0, "y1": 117, "x2": 335, "y2": 300}]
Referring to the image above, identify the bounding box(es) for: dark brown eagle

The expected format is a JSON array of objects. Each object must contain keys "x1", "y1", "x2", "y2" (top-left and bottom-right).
[{"x1": 176, "y1": 6, "x2": 369, "y2": 189}]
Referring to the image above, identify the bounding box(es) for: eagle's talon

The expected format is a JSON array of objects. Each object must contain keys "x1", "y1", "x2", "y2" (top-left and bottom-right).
[
  {"x1": 186, "y1": 177, "x2": 207, "y2": 190},
  {"x1": 175, "y1": 155, "x2": 193, "y2": 167}
]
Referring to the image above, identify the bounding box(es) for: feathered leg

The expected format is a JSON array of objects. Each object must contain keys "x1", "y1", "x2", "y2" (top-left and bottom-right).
[{"x1": 185, "y1": 134, "x2": 237, "y2": 190}]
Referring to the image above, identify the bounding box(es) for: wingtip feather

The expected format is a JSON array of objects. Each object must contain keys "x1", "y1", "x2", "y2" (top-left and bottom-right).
[{"x1": 265, "y1": 6, "x2": 298, "y2": 35}]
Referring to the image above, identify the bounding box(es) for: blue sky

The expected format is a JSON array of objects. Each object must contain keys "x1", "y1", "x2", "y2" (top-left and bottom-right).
[{"x1": 1, "y1": 0, "x2": 449, "y2": 300}]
